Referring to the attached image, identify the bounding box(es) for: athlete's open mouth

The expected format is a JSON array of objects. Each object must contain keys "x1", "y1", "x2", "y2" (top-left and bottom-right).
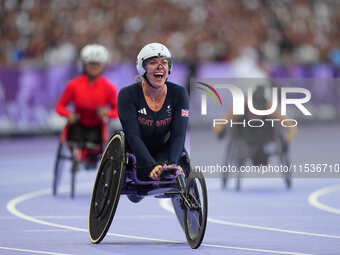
[{"x1": 153, "y1": 72, "x2": 164, "y2": 79}]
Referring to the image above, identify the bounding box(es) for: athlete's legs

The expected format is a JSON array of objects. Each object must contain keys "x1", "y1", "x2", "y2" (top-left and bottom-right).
[
  {"x1": 84, "y1": 125, "x2": 102, "y2": 145},
  {"x1": 67, "y1": 123, "x2": 85, "y2": 146}
]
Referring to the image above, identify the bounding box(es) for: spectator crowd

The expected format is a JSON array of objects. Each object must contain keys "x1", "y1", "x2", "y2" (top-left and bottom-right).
[{"x1": 0, "y1": 0, "x2": 340, "y2": 67}]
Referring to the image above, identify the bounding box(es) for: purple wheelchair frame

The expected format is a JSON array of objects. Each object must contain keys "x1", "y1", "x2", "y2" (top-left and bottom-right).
[{"x1": 120, "y1": 152, "x2": 187, "y2": 196}]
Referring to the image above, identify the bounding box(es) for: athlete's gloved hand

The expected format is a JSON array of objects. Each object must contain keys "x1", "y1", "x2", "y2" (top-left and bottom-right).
[
  {"x1": 97, "y1": 107, "x2": 109, "y2": 119},
  {"x1": 167, "y1": 164, "x2": 185, "y2": 177},
  {"x1": 149, "y1": 165, "x2": 163, "y2": 180},
  {"x1": 67, "y1": 113, "x2": 79, "y2": 124}
]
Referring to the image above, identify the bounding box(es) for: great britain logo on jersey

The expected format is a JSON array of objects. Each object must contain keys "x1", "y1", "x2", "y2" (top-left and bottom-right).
[{"x1": 181, "y1": 109, "x2": 189, "y2": 117}]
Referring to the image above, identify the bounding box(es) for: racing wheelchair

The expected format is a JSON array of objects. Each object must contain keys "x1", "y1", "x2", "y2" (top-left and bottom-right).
[
  {"x1": 221, "y1": 123, "x2": 292, "y2": 191},
  {"x1": 88, "y1": 130, "x2": 208, "y2": 249},
  {"x1": 52, "y1": 123, "x2": 108, "y2": 198}
]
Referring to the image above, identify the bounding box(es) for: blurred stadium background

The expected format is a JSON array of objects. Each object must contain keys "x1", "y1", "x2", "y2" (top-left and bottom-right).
[{"x1": 0, "y1": 0, "x2": 340, "y2": 135}]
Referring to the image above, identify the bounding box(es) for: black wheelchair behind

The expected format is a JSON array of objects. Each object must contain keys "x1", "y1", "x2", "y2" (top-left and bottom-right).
[
  {"x1": 221, "y1": 122, "x2": 292, "y2": 191},
  {"x1": 52, "y1": 123, "x2": 107, "y2": 198}
]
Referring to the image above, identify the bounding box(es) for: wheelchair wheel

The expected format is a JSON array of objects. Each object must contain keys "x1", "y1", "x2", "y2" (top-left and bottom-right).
[
  {"x1": 183, "y1": 171, "x2": 208, "y2": 249},
  {"x1": 281, "y1": 152, "x2": 292, "y2": 189},
  {"x1": 172, "y1": 151, "x2": 195, "y2": 232},
  {"x1": 236, "y1": 170, "x2": 241, "y2": 192},
  {"x1": 222, "y1": 138, "x2": 233, "y2": 189},
  {"x1": 53, "y1": 141, "x2": 69, "y2": 196},
  {"x1": 278, "y1": 136, "x2": 292, "y2": 189},
  {"x1": 70, "y1": 161, "x2": 79, "y2": 198},
  {"x1": 89, "y1": 131, "x2": 126, "y2": 244},
  {"x1": 222, "y1": 138, "x2": 243, "y2": 191}
]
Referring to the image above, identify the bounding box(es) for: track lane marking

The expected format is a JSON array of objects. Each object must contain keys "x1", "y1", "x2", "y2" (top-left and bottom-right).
[
  {"x1": 0, "y1": 246, "x2": 71, "y2": 255},
  {"x1": 23, "y1": 229, "x2": 73, "y2": 232},
  {"x1": 0, "y1": 215, "x2": 171, "y2": 220},
  {"x1": 6, "y1": 188, "x2": 181, "y2": 244},
  {"x1": 6, "y1": 188, "x2": 315, "y2": 255},
  {"x1": 160, "y1": 199, "x2": 340, "y2": 239},
  {"x1": 308, "y1": 185, "x2": 340, "y2": 215}
]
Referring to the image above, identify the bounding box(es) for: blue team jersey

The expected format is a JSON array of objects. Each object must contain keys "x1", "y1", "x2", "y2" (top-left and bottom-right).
[{"x1": 118, "y1": 81, "x2": 189, "y2": 170}]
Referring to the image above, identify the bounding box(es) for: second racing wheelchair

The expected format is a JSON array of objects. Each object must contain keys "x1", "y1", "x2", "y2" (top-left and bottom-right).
[
  {"x1": 53, "y1": 123, "x2": 108, "y2": 198},
  {"x1": 221, "y1": 122, "x2": 292, "y2": 191},
  {"x1": 88, "y1": 130, "x2": 208, "y2": 249}
]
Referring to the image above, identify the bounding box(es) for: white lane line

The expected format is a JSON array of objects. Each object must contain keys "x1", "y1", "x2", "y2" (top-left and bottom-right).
[
  {"x1": 0, "y1": 216, "x2": 87, "y2": 220},
  {"x1": 207, "y1": 218, "x2": 340, "y2": 239},
  {"x1": 6, "y1": 188, "x2": 180, "y2": 244},
  {"x1": 32, "y1": 216, "x2": 86, "y2": 220},
  {"x1": 6, "y1": 188, "x2": 315, "y2": 255},
  {"x1": 0, "y1": 246, "x2": 71, "y2": 255},
  {"x1": 0, "y1": 215, "x2": 172, "y2": 220},
  {"x1": 24, "y1": 229, "x2": 73, "y2": 233},
  {"x1": 202, "y1": 244, "x2": 313, "y2": 255},
  {"x1": 308, "y1": 185, "x2": 340, "y2": 215},
  {"x1": 160, "y1": 199, "x2": 340, "y2": 239}
]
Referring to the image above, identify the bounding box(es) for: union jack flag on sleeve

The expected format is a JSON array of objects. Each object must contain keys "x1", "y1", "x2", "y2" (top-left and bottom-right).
[{"x1": 181, "y1": 109, "x2": 189, "y2": 117}]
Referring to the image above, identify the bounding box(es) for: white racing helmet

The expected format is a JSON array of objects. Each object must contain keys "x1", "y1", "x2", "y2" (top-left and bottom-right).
[
  {"x1": 136, "y1": 42, "x2": 172, "y2": 75},
  {"x1": 80, "y1": 44, "x2": 109, "y2": 64}
]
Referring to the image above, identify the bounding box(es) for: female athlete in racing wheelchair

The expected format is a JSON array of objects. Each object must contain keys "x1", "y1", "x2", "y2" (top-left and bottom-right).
[
  {"x1": 53, "y1": 44, "x2": 118, "y2": 198},
  {"x1": 88, "y1": 43, "x2": 207, "y2": 249}
]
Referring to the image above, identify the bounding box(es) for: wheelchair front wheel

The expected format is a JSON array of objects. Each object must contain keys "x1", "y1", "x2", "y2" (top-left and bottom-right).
[
  {"x1": 88, "y1": 131, "x2": 126, "y2": 244},
  {"x1": 53, "y1": 141, "x2": 69, "y2": 196},
  {"x1": 183, "y1": 171, "x2": 208, "y2": 249}
]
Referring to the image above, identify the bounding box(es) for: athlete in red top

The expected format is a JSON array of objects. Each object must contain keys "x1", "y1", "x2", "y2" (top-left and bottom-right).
[
  {"x1": 56, "y1": 44, "x2": 118, "y2": 146},
  {"x1": 56, "y1": 74, "x2": 118, "y2": 126}
]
